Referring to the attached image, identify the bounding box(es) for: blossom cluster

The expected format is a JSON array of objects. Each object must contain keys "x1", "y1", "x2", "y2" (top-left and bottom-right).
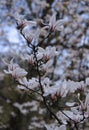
[{"x1": 4, "y1": 10, "x2": 89, "y2": 130}]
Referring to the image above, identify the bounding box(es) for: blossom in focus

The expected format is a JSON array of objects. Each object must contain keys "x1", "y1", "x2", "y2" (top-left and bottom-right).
[
  {"x1": 44, "y1": 14, "x2": 64, "y2": 32},
  {"x1": 22, "y1": 28, "x2": 41, "y2": 45},
  {"x1": 41, "y1": 59, "x2": 53, "y2": 73},
  {"x1": 21, "y1": 54, "x2": 35, "y2": 64},
  {"x1": 43, "y1": 46, "x2": 58, "y2": 60},
  {"x1": 36, "y1": 46, "x2": 58, "y2": 61}
]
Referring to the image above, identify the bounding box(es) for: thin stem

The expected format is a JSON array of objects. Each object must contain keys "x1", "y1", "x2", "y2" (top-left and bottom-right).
[
  {"x1": 60, "y1": 110, "x2": 74, "y2": 122},
  {"x1": 75, "y1": 123, "x2": 79, "y2": 130},
  {"x1": 33, "y1": 45, "x2": 62, "y2": 124},
  {"x1": 18, "y1": 82, "x2": 42, "y2": 96}
]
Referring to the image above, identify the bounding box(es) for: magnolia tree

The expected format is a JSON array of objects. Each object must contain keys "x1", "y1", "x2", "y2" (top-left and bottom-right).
[{"x1": 3, "y1": 0, "x2": 89, "y2": 130}]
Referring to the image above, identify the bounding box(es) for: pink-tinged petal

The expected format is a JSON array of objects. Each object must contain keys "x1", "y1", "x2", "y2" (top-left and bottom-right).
[
  {"x1": 55, "y1": 25, "x2": 64, "y2": 31},
  {"x1": 49, "y1": 14, "x2": 56, "y2": 27},
  {"x1": 54, "y1": 20, "x2": 64, "y2": 28},
  {"x1": 12, "y1": 68, "x2": 27, "y2": 79},
  {"x1": 85, "y1": 93, "x2": 89, "y2": 106},
  {"x1": 25, "y1": 19, "x2": 37, "y2": 26}
]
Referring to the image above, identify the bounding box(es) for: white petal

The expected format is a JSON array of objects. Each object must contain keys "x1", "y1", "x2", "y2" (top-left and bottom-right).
[
  {"x1": 17, "y1": 85, "x2": 26, "y2": 90},
  {"x1": 55, "y1": 25, "x2": 64, "y2": 31},
  {"x1": 59, "y1": 125, "x2": 66, "y2": 130},
  {"x1": 55, "y1": 20, "x2": 64, "y2": 28},
  {"x1": 49, "y1": 14, "x2": 56, "y2": 27},
  {"x1": 4, "y1": 70, "x2": 11, "y2": 74},
  {"x1": 66, "y1": 102, "x2": 75, "y2": 107}
]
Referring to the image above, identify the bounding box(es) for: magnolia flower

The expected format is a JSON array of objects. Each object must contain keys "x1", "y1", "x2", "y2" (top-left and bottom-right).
[
  {"x1": 42, "y1": 77, "x2": 51, "y2": 87},
  {"x1": 21, "y1": 54, "x2": 34, "y2": 64},
  {"x1": 18, "y1": 77, "x2": 39, "y2": 90},
  {"x1": 79, "y1": 93, "x2": 89, "y2": 112},
  {"x1": 15, "y1": 13, "x2": 36, "y2": 30},
  {"x1": 4, "y1": 59, "x2": 27, "y2": 79},
  {"x1": 43, "y1": 85, "x2": 58, "y2": 97},
  {"x1": 36, "y1": 47, "x2": 45, "y2": 60},
  {"x1": 44, "y1": 14, "x2": 64, "y2": 32},
  {"x1": 56, "y1": 84, "x2": 68, "y2": 98},
  {"x1": 58, "y1": 110, "x2": 83, "y2": 124},
  {"x1": 66, "y1": 80, "x2": 78, "y2": 93},
  {"x1": 11, "y1": 67, "x2": 27, "y2": 79},
  {"x1": 28, "y1": 78, "x2": 39, "y2": 89},
  {"x1": 36, "y1": 46, "x2": 58, "y2": 61},
  {"x1": 77, "y1": 81, "x2": 85, "y2": 91},
  {"x1": 18, "y1": 77, "x2": 28, "y2": 86},
  {"x1": 43, "y1": 46, "x2": 58, "y2": 60},
  {"x1": 43, "y1": 82, "x2": 67, "y2": 98},
  {"x1": 4, "y1": 58, "x2": 19, "y2": 74},
  {"x1": 41, "y1": 59, "x2": 53, "y2": 73},
  {"x1": 22, "y1": 28, "x2": 41, "y2": 45}
]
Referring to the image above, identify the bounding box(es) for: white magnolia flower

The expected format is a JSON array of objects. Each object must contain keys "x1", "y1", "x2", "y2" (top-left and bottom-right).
[
  {"x1": 43, "y1": 46, "x2": 58, "y2": 60},
  {"x1": 44, "y1": 14, "x2": 64, "y2": 32},
  {"x1": 36, "y1": 46, "x2": 58, "y2": 61},
  {"x1": 18, "y1": 77, "x2": 39, "y2": 89},
  {"x1": 4, "y1": 58, "x2": 19, "y2": 74},
  {"x1": 11, "y1": 67, "x2": 27, "y2": 79},
  {"x1": 42, "y1": 77, "x2": 51, "y2": 87},
  {"x1": 66, "y1": 80, "x2": 78, "y2": 93},
  {"x1": 15, "y1": 13, "x2": 37, "y2": 29},
  {"x1": 43, "y1": 85, "x2": 58, "y2": 97},
  {"x1": 21, "y1": 54, "x2": 34, "y2": 64},
  {"x1": 56, "y1": 82, "x2": 68, "y2": 98},
  {"x1": 43, "y1": 80, "x2": 68, "y2": 98},
  {"x1": 22, "y1": 28, "x2": 41, "y2": 45},
  {"x1": 58, "y1": 110, "x2": 83, "y2": 123},
  {"x1": 78, "y1": 93, "x2": 89, "y2": 116},
  {"x1": 4, "y1": 58, "x2": 27, "y2": 79},
  {"x1": 77, "y1": 81, "x2": 85, "y2": 91},
  {"x1": 28, "y1": 78, "x2": 39, "y2": 89},
  {"x1": 41, "y1": 59, "x2": 53, "y2": 73},
  {"x1": 18, "y1": 77, "x2": 28, "y2": 86},
  {"x1": 36, "y1": 47, "x2": 45, "y2": 60}
]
